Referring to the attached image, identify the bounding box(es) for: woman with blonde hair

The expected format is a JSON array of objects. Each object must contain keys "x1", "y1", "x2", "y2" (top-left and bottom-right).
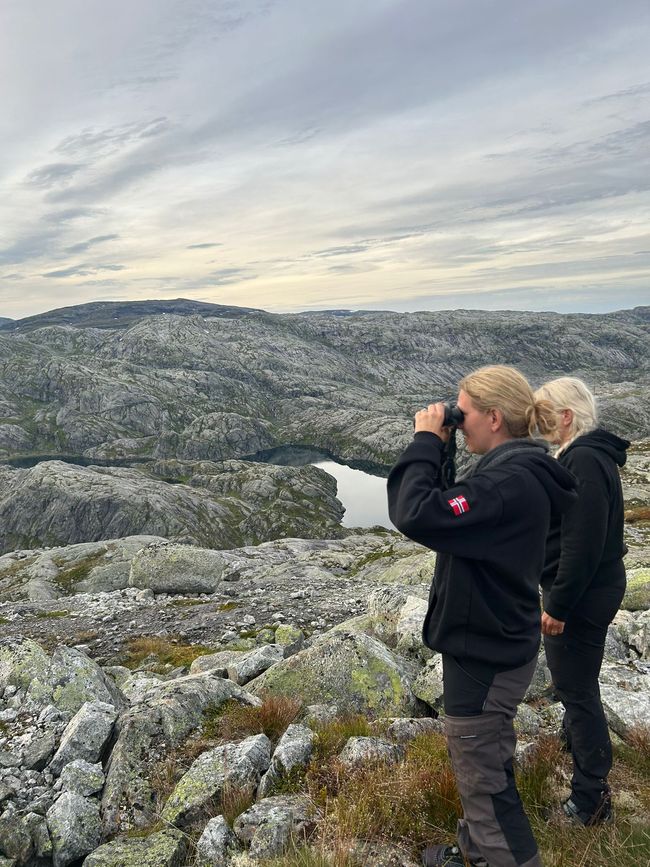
[
  {"x1": 388, "y1": 365, "x2": 577, "y2": 867},
  {"x1": 535, "y1": 377, "x2": 629, "y2": 826}
]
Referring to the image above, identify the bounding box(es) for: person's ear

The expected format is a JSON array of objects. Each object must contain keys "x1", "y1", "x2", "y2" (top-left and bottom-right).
[
  {"x1": 489, "y1": 408, "x2": 502, "y2": 432},
  {"x1": 561, "y1": 408, "x2": 573, "y2": 428}
]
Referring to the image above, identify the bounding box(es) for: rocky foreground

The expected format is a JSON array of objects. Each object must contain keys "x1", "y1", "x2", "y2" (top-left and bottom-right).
[{"x1": 0, "y1": 528, "x2": 647, "y2": 866}]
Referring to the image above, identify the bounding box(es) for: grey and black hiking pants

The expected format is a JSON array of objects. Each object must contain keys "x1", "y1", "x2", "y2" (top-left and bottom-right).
[{"x1": 442, "y1": 654, "x2": 543, "y2": 867}]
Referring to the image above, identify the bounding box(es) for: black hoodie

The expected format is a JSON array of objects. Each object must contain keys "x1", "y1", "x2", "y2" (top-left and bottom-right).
[
  {"x1": 387, "y1": 433, "x2": 577, "y2": 668},
  {"x1": 541, "y1": 428, "x2": 629, "y2": 621}
]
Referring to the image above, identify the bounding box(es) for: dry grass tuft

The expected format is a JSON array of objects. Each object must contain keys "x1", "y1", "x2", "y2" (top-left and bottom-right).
[
  {"x1": 220, "y1": 783, "x2": 256, "y2": 826},
  {"x1": 306, "y1": 732, "x2": 461, "y2": 850},
  {"x1": 120, "y1": 636, "x2": 215, "y2": 671},
  {"x1": 203, "y1": 693, "x2": 302, "y2": 746},
  {"x1": 516, "y1": 734, "x2": 564, "y2": 817},
  {"x1": 310, "y1": 715, "x2": 373, "y2": 760}
]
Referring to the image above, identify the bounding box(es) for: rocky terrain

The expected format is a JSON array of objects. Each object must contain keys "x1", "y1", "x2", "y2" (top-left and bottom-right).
[
  {"x1": 0, "y1": 528, "x2": 647, "y2": 866},
  {"x1": 0, "y1": 300, "x2": 648, "y2": 865},
  {"x1": 0, "y1": 301, "x2": 648, "y2": 469}
]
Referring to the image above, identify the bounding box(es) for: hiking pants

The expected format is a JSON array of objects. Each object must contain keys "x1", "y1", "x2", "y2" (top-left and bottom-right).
[
  {"x1": 442, "y1": 654, "x2": 542, "y2": 867},
  {"x1": 543, "y1": 572, "x2": 626, "y2": 815}
]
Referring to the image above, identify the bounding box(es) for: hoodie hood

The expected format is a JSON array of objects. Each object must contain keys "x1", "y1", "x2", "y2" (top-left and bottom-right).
[
  {"x1": 563, "y1": 428, "x2": 630, "y2": 467},
  {"x1": 491, "y1": 440, "x2": 578, "y2": 516}
]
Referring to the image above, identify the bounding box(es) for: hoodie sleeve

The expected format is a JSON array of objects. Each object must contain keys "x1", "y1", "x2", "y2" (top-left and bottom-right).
[
  {"x1": 387, "y1": 431, "x2": 503, "y2": 558},
  {"x1": 544, "y1": 447, "x2": 609, "y2": 621}
]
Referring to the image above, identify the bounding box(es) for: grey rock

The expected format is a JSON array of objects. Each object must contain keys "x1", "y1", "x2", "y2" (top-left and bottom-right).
[
  {"x1": 128, "y1": 543, "x2": 225, "y2": 594},
  {"x1": 47, "y1": 791, "x2": 101, "y2": 867},
  {"x1": 523, "y1": 650, "x2": 553, "y2": 702},
  {"x1": 599, "y1": 661, "x2": 650, "y2": 734},
  {"x1": 274, "y1": 625, "x2": 305, "y2": 657},
  {"x1": 301, "y1": 704, "x2": 338, "y2": 726},
  {"x1": 82, "y1": 827, "x2": 188, "y2": 866},
  {"x1": 394, "y1": 595, "x2": 430, "y2": 660},
  {"x1": 338, "y1": 736, "x2": 405, "y2": 768},
  {"x1": 227, "y1": 645, "x2": 286, "y2": 686},
  {"x1": 258, "y1": 724, "x2": 314, "y2": 799},
  {"x1": 196, "y1": 815, "x2": 241, "y2": 866},
  {"x1": 102, "y1": 672, "x2": 260, "y2": 834},
  {"x1": 380, "y1": 716, "x2": 444, "y2": 743},
  {"x1": 248, "y1": 630, "x2": 421, "y2": 717},
  {"x1": 59, "y1": 760, "x2": 105, "y2": 797},
  {"x1": 411, "y1": 654, "x2": 444, "y2": 711},
  {"x1": 0, "y1": 639, "x2": 125, "y2": 715},
  {"x1": 161, "y1": 733, "x2": 271, "y2": 828},
  {"x1": 23, "y1": 728, "x2": 58, "y2": 771},
  {"x1": 50, "y1": 701, "x2": 118, "y2": 775},
  {"x1": 233, "y1": 794, "x2": 315, "y2": 859},
  {"x1": 514, "y1": 704, "x2": 541, "y2": 736},
  {"x1": 0, "y1": 807, "x2": 35, "y2": 864},
  {"x1": 189, "y1": 649, "x2": 245, "y2": 676}
]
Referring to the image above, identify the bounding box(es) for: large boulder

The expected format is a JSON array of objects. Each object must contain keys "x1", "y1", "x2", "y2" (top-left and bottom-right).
[
  {"x1": 46, "y1": 792, "x2": 101, "y2": 867},
  {"x1": 258, "y1": 724, "x2": 315, "y2": 799},
  {"x1": 128, "y1": 543, "x2": 225, "y2": 594},
  {"x1": 233, "y1": 794, "x2": 315, "y2": 859},
  {"x1": 101, "y1": 672, "x2": 259, "y2": 835},
  {"x1": 82, "y1": 828, "x2": 187, "y2": 866},
  {"x1": 195, "y1": 815, "x2": 241, "y2": 866},
  {"x1": 0, "y1": 640, "x2": 125, "y2": 715},
  {"x1": 599, "y1": 661, "x2": 650, "y2": 735},
  {"x1": 161, "y1": 734, "x2": 271, "y2": 828},
  {"x1": 248, "y1": 630, "x2": 422, "y2": 717},
  {"x1": 622, "y1": 568, "x2": 650, "y2": 611},
  {"x1": 50, "y1": 701, "x2": 118, "y2": 775}
]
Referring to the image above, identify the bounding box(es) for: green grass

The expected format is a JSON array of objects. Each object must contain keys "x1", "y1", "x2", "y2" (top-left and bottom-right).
[
  {"x1": 54, "y1": 553, "x2": 106, "y2": 593},
  {"x1": 33, "y1": 609, "x2": 69, "y2": 619}
]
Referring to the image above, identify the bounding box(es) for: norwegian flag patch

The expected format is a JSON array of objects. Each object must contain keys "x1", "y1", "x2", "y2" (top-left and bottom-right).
[{"x1": 448, "y1": 495, "x2": 470, "y2": 516}]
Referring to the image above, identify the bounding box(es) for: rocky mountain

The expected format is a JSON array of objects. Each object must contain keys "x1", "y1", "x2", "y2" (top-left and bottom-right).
[
  {"x1": 0, "y1": 319, "x2": 12, "y2": 328},
  {"x1": 0, "y1": 301, "x2": 648, "y2": 471},
  {"x1": 0, "y1": 459, "x2": 345, "y2": 556}
]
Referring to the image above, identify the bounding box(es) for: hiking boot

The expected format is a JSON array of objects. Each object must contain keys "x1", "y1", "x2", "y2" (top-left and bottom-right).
[
  {"x1": 421, "y1": 844, "x2": 465, "y2": 866},
  {"x1": 562, "y1": 794, "x2": 613, "y2": 826}
]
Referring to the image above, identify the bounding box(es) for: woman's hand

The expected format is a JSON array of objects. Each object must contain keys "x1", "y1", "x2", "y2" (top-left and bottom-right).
[
  {"x1": 414, "y1": 403, "x2": 450, "y2": 443},
  {"x1": 541, "y1": 611, "x2": 565, "y2": 636}
]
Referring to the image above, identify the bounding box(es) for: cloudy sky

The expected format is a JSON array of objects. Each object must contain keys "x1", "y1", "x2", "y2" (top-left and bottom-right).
[{"x1": 1, "y1": 0, "x2": 649, "y2": 319}]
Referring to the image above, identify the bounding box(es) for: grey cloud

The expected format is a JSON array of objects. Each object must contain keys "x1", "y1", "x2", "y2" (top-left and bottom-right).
[
  {"x1": 25, "y1": 163, "x2": 85, "y2": 188},
  {"x1": 42, "y1": 263, "x2": 126, "y2": 278},
  {"x1": 43, "y1": 208, "x2": 102, "y2": 223},
  {"x1": 204, "y1": 267, "x2": 252, "y2": 286},
  {"x1": 187, "y1": 242, "x2": 222, "y2": 249},
  {"x1": 586, "y1": 81, "x2": 650, "y2": 104},
  {"x1": 55, "y1": 117, "x2": 170, "y2": 158},
  {"x1": 311, "y1": 244, "x2": 371, "y2": 258},
  {"x1": 0, "y1": 230, "x2": 60, "y2": 266},
  {"x1": 65, "y1": 234, "x2": 119, "y2": 254}
]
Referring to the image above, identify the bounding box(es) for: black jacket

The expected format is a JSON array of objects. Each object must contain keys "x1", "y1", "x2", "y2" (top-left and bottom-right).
[
  {"x1": 541, "y1": 428, "x2": 629, "y2": 621},
  {"x1": 387, "y1": 433, "x2": 577, "y2": 667}
]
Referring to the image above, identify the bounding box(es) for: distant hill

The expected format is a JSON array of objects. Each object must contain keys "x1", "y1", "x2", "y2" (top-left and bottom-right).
[
  {"x1": 0, "y1": 301, "x2": 648, "y2": 467},
  {"x1": 0, "y1": 318, "x2": 13, "y2": 327},
  {"x1": 0, "y1": 298, "x2": 262, "y2": 333}
]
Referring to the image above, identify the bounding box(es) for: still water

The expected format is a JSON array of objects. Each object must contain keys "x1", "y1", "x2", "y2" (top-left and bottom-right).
[{"x1": 313, "y1": 461, "x2": 393, "y2": 529}]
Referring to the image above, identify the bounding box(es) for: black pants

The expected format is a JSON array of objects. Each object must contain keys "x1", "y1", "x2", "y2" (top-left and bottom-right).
[
  {"x1": 543, "y1": 573, "x2": 626, "y2": 815},
  {"x1": 442, "y1": 654, "x2": 542, "y2": 867}
]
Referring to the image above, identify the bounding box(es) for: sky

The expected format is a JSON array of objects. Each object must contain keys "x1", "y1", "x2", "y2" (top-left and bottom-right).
[{"x1": 1, "y1": 0, "x2": 649, "y2": 320}]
